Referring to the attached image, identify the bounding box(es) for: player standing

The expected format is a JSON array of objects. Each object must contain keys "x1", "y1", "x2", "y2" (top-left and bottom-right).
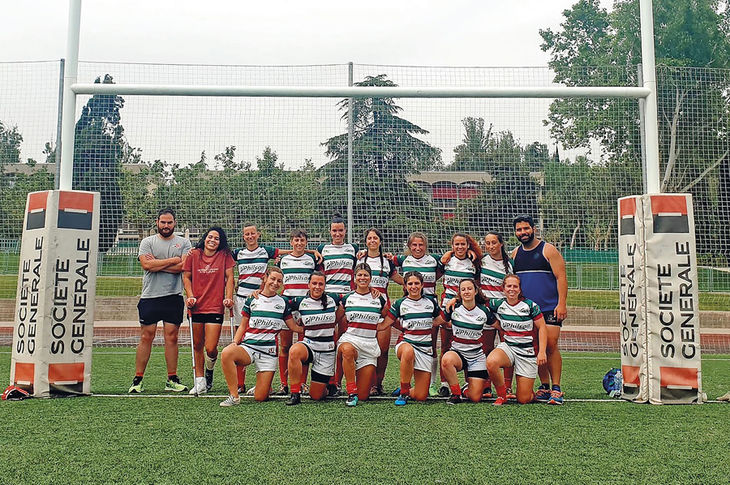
[
  {"x1": 511, "y1": 215, "x2": 568, "y2": 405},
  {"x1": 129, "y1": 208, "x2": 191, "y2": 393}
]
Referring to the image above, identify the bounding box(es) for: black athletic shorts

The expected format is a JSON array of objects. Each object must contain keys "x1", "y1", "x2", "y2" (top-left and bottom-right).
[
  {"x1": 542, "y1": 310, "x2": 563, "y2": 327},
  {"x1": 191, "y1": 313, "x2": 224, "y2": 324},
  {"x1": 138, "y1": 294, "x2": 185, "y2": 326}
]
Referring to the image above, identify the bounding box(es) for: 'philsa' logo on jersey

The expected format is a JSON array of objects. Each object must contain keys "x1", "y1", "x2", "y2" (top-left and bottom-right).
[{"x1": 275, "y1": 304, "x2": 284, "y2": 310}]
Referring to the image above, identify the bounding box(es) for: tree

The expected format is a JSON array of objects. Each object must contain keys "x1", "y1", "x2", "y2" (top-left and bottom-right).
[
  {"x1": 321, "y1": 74, "x2": 443, "y2": 248},
  {"x1": 451, "y1": 117, "x2": 492, "y2": 171},
  {"x1": 72, "y1": 74, "x2": 128, "y2": 253},
  {"x1": 540, "y1": 0, "x2": 730, "y2": 254},
  {"x1": 0, "y1": 121, "x2": 23, "y2": 168}
]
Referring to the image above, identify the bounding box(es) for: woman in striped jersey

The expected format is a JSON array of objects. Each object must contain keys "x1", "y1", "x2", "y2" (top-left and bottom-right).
[
  {"x1": 392, "y1": 232, "x2": 444, "y2": 395},
  {"x1": 276, "y1": 229, "x2": 318, "y2": 396},
  {"x1": 437, "y1": 233, "x2": 482, "y2": 397},
  {"x1": 486, "y1": 274, "x2": 547, "y2": 405},
  {"x1": 377, "y1": 271, "x2": 444, "y2": 405},
  {"x1": 285, "y1": 271, "x2": 345, "y2": 405},
  {"x1": 478, "y1": 231, "x2": 514, "y2": 398},
  {"x1": 357, "y1": 228, "x2": 403, "y2": 396},
  {"x1": 440, "y1": 278, "x2": 496, "y2": 404},
  {"x1": 337, "y1": 263, "x2": 389, "y2": 406},
  {"x1": 219, "y1": 267, "x2": 304, "y2": 406}
]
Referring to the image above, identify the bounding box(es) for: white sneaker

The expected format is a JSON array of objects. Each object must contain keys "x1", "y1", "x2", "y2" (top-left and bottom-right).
[
  {"x1": 219, "y1": 395, "x2": 241, "y2": 407},
  {"x1": 245, "y1": 385, "x2": 256, "y2": 396},
  {"x1": 189, "y1": 376, "x2": 207, "y2": 395},
  {"x1": 718, "y1": 391, "x2": 730, "y2": 401}
]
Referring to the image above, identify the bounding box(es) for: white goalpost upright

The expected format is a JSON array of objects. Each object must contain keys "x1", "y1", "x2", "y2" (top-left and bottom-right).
[{"x1": 8, "y1": 0, "x2": 704, "y2": 403}]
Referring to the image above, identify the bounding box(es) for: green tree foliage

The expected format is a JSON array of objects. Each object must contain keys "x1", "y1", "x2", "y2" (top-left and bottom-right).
[
  {"x1": 540, "y1": 0, "x2": 730, "y2": 254},
  {"x1": 322, "y1": 75, "x2": 443, "y2": 249},
  {"x1": 0, "y1": 121, "x2": 23, "y2": 167},
  {"x1": 72, "y1": 74, "x2": 128, "y2": 253}
]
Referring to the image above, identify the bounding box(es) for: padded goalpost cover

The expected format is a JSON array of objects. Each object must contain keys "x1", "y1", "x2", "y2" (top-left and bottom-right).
[
  {"x1": 10, "y1": 190, "x2": 100, "y2": 397},
  {"x1": 618, "y1": 194, "x2": 703, "y2": 404}
]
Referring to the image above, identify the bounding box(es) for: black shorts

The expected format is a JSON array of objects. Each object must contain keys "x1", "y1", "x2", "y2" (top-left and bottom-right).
[
  {"x1": 542, "y1": 310, "x2": 563, "y2": 327},
  {"x1": 138, "y1": 294, "x2": 185, "y2": 326},
  {"x1": 456, "y1": 351, "x2": 489, "y2": 380},
  {"x1": 191, "y1": 313, "x2": 224, "y2": 324}
]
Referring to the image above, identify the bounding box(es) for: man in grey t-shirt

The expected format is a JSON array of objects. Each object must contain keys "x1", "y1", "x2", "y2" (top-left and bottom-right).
[{"x1": 128, "y1": 208, "x2": 192, "y2": 393}]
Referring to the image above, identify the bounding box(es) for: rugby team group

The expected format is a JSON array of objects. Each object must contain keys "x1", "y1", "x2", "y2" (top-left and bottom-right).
[{"x1": 128, "y1": 209, "x2": 568, "y2": 407}]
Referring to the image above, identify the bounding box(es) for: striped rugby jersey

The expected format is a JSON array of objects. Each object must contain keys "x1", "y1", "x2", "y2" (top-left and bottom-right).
[
  {"x1": 342, "y1": 291, "x2": 387, "y2": 340},
  {"x1": 279, "y1": 253, "x2": 317, "y2": 297},
  {"x1": 488, "y1": 297, "x2": 541, "y2": 357},
  {"x1": 394, "y1": 254, "x2": 441, "y2": 296},
  {"x1": 241, "y1": 294, "x2": 292, "y2": 354},
  {"x1": 357, "y1": 254, "x2": 396, "y2": 293},
  {"x1": 233, "y1": 245, "x2": 279, "y2": 297},
  {"x1": 316, "y1": 243, "x2": 359, "y2": 293},
  {"x1": 443, "y1": 303, "x2": 495, "y2": 355},
  {"x1": 442, "y1": 256, "x2": 476, "y2": 301},
  {"x1": 389, "y1": 295, "x2": 441, "y2": 355},
  {"x1": 480, "y1": 255, "x2": 513, "y2": 298},
  {"x1": 289, "y1": 294, "x2": 341, "y2": 352}
]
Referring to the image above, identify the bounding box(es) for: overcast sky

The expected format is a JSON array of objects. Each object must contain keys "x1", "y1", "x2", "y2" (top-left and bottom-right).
[
  {"x1": 2, "y1": 1, "x2": 613, "y2": 66},
  {"x1": 1, "y1": 1, "x2": 615, "y2": 168}
]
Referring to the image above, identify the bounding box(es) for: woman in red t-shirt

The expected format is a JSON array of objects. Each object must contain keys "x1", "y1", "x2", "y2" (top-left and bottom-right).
[{"x1": 182, "y1": 226, "x2": 235, "y2": 395}]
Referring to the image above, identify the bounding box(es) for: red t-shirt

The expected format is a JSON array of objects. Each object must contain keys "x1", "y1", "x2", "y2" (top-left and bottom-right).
[{"x1": 182, "y1": 249, "x2": 235, "y2": 314}]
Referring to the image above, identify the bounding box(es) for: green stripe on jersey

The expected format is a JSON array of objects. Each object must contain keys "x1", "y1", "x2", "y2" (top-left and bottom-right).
[
  {"x1": 237, "y1": 257, "x2": 269, "y2": 264},
  {"x1": 281, "y1": 267, "x2": 312, "y2": 274},
  {"x1": 451, "y1": 319, "x2": 483, "y2": 330},
  {"x1": 499, "y1": 313, "x2": 534, "y2": 322},
  {"x1": 249, "y1": 310, "x2": 284, "y2": 319},
  {"x1": 402, "y1": 312, "x2": 436, "y2": 320},
  {"x1": 299, "y1": 308, "x2": 334, "y2": 316},
  {"x1": 481, "y1": 268, "x2": 505, "y2": 278},
  {"x1": 445, "y1": 270, "x2": 475, "y2": 278},
  {"x1": 404, "y1": 338, "x2": 431, "y2": 347},
  {"x1": 346, "y1": 305, "x2": 382, "y2": 313},
  {"x1": 323, "y1": 254, "x2": 355, "y2": 261},
  {"x1": 238, "y1": 282, "x2": 261, "y2": 289}
]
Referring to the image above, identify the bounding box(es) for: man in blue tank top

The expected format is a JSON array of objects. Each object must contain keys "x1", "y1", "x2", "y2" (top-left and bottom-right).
[{"x1": 511, "y1": 215, "x2": 568, "y2": 405}]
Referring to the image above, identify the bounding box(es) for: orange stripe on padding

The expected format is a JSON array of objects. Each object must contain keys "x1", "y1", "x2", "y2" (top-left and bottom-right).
[
  {"x1": 14, "y1": 362, "x2": 35, "y2": 384},
  {"x1": 27, "y1": 191, "x2": 49, "y2": 212},
  {"x1": 650, "y1": 195, "x2": 687, "y2": 216},
  {"x1": 48, "y1": 362, "x2": 85, "y2": 383},
  {"x1": 619, "y1": 197, "x2": 636, "y2": 217},
  {"x1": 660, "y1": 366, "x2": 698, "y2": 388},
  {"x1": 621, "y1": 365, "x2": 640, "y2": 385},
  {"x1": 58, "y1": 191, "x2": 94, "y2": 212}
]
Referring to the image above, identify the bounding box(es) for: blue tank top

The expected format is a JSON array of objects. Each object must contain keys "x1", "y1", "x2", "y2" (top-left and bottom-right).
[{"x1": 513, "y1": 240, "x2": 558, "y2": 312}]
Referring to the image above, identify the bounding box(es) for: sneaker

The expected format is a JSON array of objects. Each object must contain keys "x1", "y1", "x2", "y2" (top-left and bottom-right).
[
  {"x1": 718, "y1": 391, "x2": 730, "y2": 401},
  {"x1": 165, "y1": 378, "x2": 188, "y2": 392},
  {"x1": 205, "y1": 369, "x2": 214, "y2": 392},
  {"x1": 275, "y1": 384, "x2": 289, "y2": 396},
  {"x1": 460, "y1": 383, "x2": 469, "y2": 395},
  {"x1": 128, "y1": 381, "x2": 143, "y2": 394},
  {"x1": 394, "y1": 394, "x2": 409, "y2": 406},
  {"x1": 369, "y1": 385, "x2": 384, "y2": 397},
  {"x1": 535, "y1": 387, "x2": 551, "y2": 403},
  {"x1": 493, "y1": 396, "x2": 508, "y2": 406},
  {"x1": 447, "y1": 394, "x2": 462, "y2": 405},
  {"x1": 438, "y1": 384, "x2": 450, "y2": 397},
  {"x1": 346, "y1": 393, "x2": 359, "y2": 407},
  {"x1": 326, "y1": 384, "x2": 340, "y2": 397},
  {"x1": 391, "y1": 387, "x2": 401, "y2": 397},
  {"x1": 428, "y1": 385, "x2": 439, "y2": 397},
  {"x1": 245, "y1": 386, "x2": 256, "y2": 396},
  {"x1": 548, "y1": 389, "x2": 564, "y2": 405},
  {"x1": 286, "y1": 393, "x2": 301, "y2": 406},
  {"x1": 237, "y1": 384, "x2": 246, "y2": 394},
  {"x1": 482, "y1": 387, "x2": 493, "y2": 399},
  {"x1": 189, "y1": 377, "x2": 207, "y2": 395},
  {"x1": 219, "y1": 395, "x2": 241, "y2": 407},
  {"x1": 301, "y1": 383, "x2": 310, "y2": 396},
  {"x1": 506, "y1": 388, "x2": 517, "y2": 400}
]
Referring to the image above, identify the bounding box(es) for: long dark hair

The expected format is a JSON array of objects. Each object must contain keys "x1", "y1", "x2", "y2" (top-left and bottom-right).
[
  {"x1": 363, "y1": 228, "x2": 385, "y2": 276},
  {"x1": 486, "y1": 231, "x2": 510, "y2": 275},
  {"x1": 451, "y1": 232, "x2": 482, "y2": 273},
  {"x1": 308, "y1": 271, "x2": 328, "y2": 310},
  {"x1": 195, "y1": 226, "x2": 231, "y2": 256},
  {"x1": 458, "y1": 278, "x2": 487, "y2": 306}
]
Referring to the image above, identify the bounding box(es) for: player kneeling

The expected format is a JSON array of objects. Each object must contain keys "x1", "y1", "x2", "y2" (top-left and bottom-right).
[
  {"x1": 219, "y1": 267, "x2": 304, "y2": 406},
  {"x1": 486, "y1": 274, "x2": 547, "y2": 406},
  {"x1": 285, "y1": 271, "x2": 344, "y2": 405}
]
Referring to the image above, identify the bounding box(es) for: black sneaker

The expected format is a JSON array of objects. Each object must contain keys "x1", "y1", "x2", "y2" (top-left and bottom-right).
[
  {"x1": 326, "y1": 384, "x2": 340, "y2": 397},
  {"x1": 237, "y1": 384, "x2": 246, "y2": 394},
  {"x1": 275, "y1": 385, "x2": 289, "y2": 396},
  {"x1": 369, "y1": 385, "x2": 384, "y2": 397},
  {"x1": 205, "y1": 369, "x2": 214, "y2": 392},
  {"x1": 447, "y1": 394, "x2": 462, "y2": 405},
  {"x1": 286, "y1": 393, "x2": 301, "y2": 406},
  {"x1": 438, "y1": 384, "x2": 450, "y2": 397}
]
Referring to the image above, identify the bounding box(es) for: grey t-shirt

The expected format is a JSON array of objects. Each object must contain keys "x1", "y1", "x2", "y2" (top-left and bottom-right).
[{"x1": 138, "y1": 234, "x2": 192, "y2": 299}]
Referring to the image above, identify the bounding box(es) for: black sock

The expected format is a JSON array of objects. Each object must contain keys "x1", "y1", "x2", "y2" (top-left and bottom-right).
[
  {"x1": 168, "y1": 375, "x2": 180, "y2": 383},
  {"x1": 132, "y1": 376, "x2": 143, "y2": 385},
  {"x1": 539, "y1": 383, "x2": 550, "y2": 390},
  {"x1": 552, "y1": 385, "x2": 561, "y2": 392}
]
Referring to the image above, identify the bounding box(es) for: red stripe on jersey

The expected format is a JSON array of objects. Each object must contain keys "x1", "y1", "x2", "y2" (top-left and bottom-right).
[
  {"x1": 348, "y1": 322, "x2": 377, "y2": 330},
  {"x1": 452, "y1": 336, "x2": 479, "y2": 345},
  {"x1": 284, "y1": 283, "x2": 309, "y2": 290},
  {"x1": 239, "y1": 272, "x2": 265, "y2": 280},
  {"x1": 503, "y1": 330, "x2": 532, "y2": 337},
  {"x1": 423, "y1": 282, "x2": 436, "y2": 288},
  {"x1": 481, "y1": 284, "x2": 502, "y2": 292},
  {"x1": 246, "y1": 327, "x2": 278, "y2": 334},
  {"x1": 405, "y1": 329, "x2": 432, "y2": 336},
  {"x1": 305, "y1": 323, "x2": 337, "y2": 331},
  {"x1": 324, "y1": 268, "x2": 353, "y2": 275}
]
